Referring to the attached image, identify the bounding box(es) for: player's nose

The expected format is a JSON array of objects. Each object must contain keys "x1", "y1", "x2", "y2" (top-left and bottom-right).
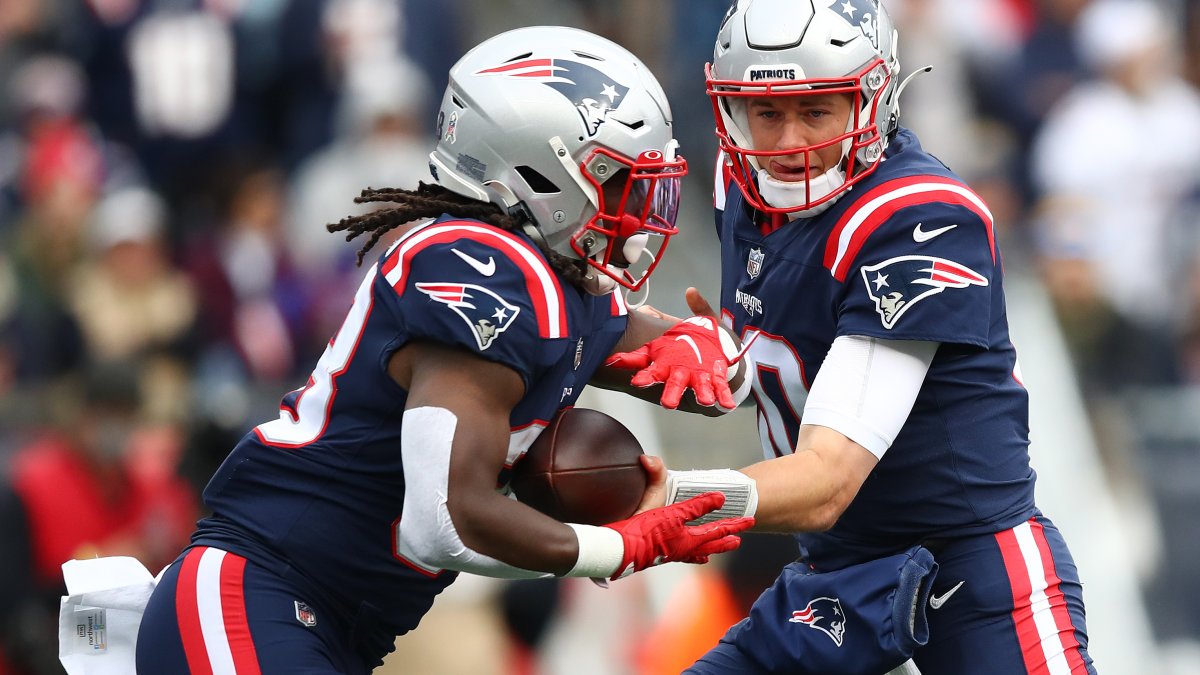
[{"x1": 776, "y1": 118, "x2": 813, "y2": 151}]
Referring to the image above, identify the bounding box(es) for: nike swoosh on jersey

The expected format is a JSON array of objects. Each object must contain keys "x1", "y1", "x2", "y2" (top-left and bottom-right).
[
  {"x1": 675, "y1": 335, "x2": 703, "y2": 363},
  {"x1": 929, "y1": 580, "x2": 965, "y2": 609},
  {"x1": 451, "y1": 248, "x2": 497, "y2": 276},
  {"x1": 912, "y1": 222, "x2": 958, "y2": 243}
]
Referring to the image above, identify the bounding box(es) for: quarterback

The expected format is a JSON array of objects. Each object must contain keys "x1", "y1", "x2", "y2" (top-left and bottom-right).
[{"x1": 613, "y1": 1, "x2": 1097, "y2": 673}]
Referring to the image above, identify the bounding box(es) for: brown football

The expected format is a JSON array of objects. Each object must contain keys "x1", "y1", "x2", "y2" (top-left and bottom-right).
[{"x1": 510, "y1": 407, "x2": 648, "y2": 526}]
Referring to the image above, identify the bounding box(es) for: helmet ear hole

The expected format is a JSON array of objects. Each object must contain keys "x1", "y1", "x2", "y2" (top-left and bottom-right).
[{"x1": 515, "y1": 166, "x2": 561, "y2": 194}]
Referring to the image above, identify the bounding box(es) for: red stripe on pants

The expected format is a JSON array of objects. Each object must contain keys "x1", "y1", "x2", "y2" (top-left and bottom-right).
[
  {"x1": 175, "y1": 547, "x2": 215, "y2": 675},
  {"x1": 219, "y1": 553, "x2": 261, "y2": 674},
  {"x1": 1029, "y1": 521, "x2": 1089, "y2": 673},
  {"x1": 996, "y1": 527, "x2": 1048, "y2": 674}
]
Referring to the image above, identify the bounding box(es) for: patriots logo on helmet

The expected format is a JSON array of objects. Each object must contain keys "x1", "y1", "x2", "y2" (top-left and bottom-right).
[
  {"x1": 789, "y1": 596, "x2": 846, "y2": 647},
  {"x1": 475, "y1": 58, "x2": 629, "y2": 137},
  {"x1": 860, "y1": 255, "x2": 988, "y2": 329},
  {"x1": 416, "y1": 282, "x2": 521, "y2": 350},
  {"x1": 834, "y1": 0, "x2": 880, "y2": 51}
]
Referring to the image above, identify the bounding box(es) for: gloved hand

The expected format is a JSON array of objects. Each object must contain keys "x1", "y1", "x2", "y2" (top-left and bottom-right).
[
  {"x1": 603, "y1": 491, "x2": 753, "y2": 580},
  {"x1": 606, "y1": 315, "x2": 737, "y2": 410}
]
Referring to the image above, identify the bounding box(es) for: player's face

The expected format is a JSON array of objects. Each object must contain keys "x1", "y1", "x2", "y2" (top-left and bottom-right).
[
  {"x1": 599, "y1": 169, "x2": 646, "y2": 265},
  {"x1": 745, "y1": 93, "x2": 853, "y2": 183}
]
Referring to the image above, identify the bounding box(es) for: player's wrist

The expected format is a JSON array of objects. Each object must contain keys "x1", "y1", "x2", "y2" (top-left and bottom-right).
[
  {"x1": 666, "y1": 469, "x2": 758, "y2": 523},
  {"x1": 564, "y1": 523, "x2": 625, "y2": 579}
]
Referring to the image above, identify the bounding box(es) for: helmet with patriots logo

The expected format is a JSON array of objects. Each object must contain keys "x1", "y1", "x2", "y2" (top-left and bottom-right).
[
  {"x1": 708, "y1": 0, "x2": 904, "y2": 216},
  {"x1": 429, "y1": 26, "x2": 687, "y2": 294}
]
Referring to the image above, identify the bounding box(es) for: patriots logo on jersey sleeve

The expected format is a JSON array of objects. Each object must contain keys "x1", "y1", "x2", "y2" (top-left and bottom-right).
[
  {"x1": 416, "y1": 282, "x2": 521, "y2": 350},
  {"x1": 475, "y1": 58, "x2": 629, "y2": 137},
  {"x1": 861, "y1": 255, "x2": 988, "y2": 329},
  {"x1": 789, "y1": 596, "x2": 846, "y2": 647}
]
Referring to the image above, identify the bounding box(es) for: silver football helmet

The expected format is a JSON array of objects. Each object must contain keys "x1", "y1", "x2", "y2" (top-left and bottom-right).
[
  {"x1": 708, "y1": 0, "x2": 901, "y2": 216},
  {"x1": 429, "y1": 26, "x2": 687, "y2": 293}
]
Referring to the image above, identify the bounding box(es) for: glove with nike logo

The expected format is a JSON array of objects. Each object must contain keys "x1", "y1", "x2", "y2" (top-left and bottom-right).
[{"x1": 606, "y1": 316, "x2": 739, "y2": 410}]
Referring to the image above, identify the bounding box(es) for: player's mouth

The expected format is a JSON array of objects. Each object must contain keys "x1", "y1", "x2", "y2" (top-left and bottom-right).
[{"x1": 769, "y1": 159, "x2": 820, "y2": 182}]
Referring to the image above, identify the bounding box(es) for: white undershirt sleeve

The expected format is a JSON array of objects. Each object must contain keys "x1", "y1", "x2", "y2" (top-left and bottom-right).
[
  {"x1": 398, "y1": 406, "x2": 550, "y2": 579},
  {"x1": 801, "y1": 335, "x2": 938, "y2": 459}
]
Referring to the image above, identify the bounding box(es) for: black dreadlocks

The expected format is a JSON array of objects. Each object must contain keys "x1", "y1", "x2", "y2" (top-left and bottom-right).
[{"x1": 327, "y1": 182, "x2": 587, "y2": 287}]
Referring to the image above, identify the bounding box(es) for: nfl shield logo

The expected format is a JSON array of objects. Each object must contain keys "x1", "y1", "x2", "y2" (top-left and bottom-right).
[
  {"x1": 295, "y1": 601, "x2": 317, "y2": 627},
  {"x1": 747, "y1": 248, "x2": 765, "y2": 279}
]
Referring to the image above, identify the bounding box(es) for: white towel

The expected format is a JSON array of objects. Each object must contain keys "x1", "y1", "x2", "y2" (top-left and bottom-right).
[{"x1": 58, "y1": 557, "x2": 159, "y2": 675}]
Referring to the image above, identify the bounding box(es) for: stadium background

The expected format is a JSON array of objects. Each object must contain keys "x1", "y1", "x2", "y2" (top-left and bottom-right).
[{"x1": 1, "y1": 0, "x2": 1199, "y2": 673}]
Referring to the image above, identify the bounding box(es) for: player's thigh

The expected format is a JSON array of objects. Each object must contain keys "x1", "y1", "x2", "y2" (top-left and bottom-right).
[
  {"x1": 684, "y1": 634, "x2": 770, "y2": 675},
  {"x1": 916, "y1": 517, "x2": 1095, "y2": 674},
  {"x1": 136, "y1": 546, "x2": 359, "y2": 674}
]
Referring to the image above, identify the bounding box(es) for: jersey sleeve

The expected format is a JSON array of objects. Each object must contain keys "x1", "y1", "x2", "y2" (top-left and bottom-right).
[
  {"x1": 376, "y1": 222, "x2": 572, "y2": 386},
  {"x1": 828, "y1": 200, "x2": 998, "y2": 347}
]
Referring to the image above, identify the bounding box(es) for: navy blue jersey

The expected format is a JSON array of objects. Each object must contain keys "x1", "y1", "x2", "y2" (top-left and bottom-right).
[
  {"x1": 715, "y1": 129, "x2": 1037, "y2": 568},
  {"x1": 191, "y1": 216, "x2": 629, "y2": 637}
]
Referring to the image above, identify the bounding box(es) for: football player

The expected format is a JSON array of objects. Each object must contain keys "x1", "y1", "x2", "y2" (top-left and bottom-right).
[
  {"x1": 610, "y1": 1, "x2": 1097, "y2": 673},
  {"x1": 133, "y1": 27, "x2": 752, "y2": 673}
]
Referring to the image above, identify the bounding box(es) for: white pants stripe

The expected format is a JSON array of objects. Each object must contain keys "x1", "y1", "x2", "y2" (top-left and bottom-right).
[
  {"x1": 1012, "y1": 521, "x2": 1071, "y2": 675},
  {"x1": 195, "y1": 547, "x2": 238, "y2": 675}
]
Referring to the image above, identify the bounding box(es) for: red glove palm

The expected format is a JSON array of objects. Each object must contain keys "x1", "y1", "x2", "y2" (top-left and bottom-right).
[
  {"x1": 606, "y1": 316, "x2": 735, "y2": 410},
  {"x1": 603, "y1": 491, "x2": 753, "y2": 580}
]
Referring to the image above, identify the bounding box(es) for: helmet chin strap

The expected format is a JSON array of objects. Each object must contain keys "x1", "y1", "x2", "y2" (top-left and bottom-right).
[
  {"x1": 581, "y1": 269, "x2": 619, "y2": 296},
  {"x1": 757, "y1": 166, "x2": 847, "y2": 219},
  {"x1": 581, "y1": 235, "x2": 654, "y2": 305}
]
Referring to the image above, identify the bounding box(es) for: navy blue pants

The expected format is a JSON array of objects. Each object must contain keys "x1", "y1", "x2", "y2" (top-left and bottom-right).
[
  {"x1": 689, "y1": 516, "x2": 1096, "y2": 675},
  {"x1": 135, "y1": 546, "x2": 372, "y2": 674}
]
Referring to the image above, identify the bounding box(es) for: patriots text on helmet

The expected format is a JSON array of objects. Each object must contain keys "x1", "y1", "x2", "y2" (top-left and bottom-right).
[{"x1": 748, "y1": 68, "x2": 797, "y2": 82}]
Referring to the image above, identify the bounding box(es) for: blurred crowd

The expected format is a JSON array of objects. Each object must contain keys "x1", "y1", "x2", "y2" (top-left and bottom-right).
[{"x1": 2, "y1": 0, "x2": 1200, "y2": 673}]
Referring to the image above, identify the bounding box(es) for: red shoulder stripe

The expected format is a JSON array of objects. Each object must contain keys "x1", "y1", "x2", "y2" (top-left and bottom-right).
[
  {"x1": 823, "y1": 176, "x2": 994, "y2": 282},
  {"x1": 611, "y1": 287, "x2": 629, "y2": 316},
  {"x1": 382, "y1": 221, "x2": 568, "y2": 338}
]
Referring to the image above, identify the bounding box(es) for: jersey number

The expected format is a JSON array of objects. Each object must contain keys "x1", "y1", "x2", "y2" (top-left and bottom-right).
[
  {"x1": 254, "y1": 266, "x2": 376, "y2": 447},
  {"x1": 746, "y1": 331, "x2": 810, "y2": 458}
]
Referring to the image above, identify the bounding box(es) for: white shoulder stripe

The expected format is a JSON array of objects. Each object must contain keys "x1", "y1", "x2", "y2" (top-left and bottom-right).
[
  {"x1": 830, "y1": 182, "x2": 993, "y2": 275},
  {"x1": 714, "y1": 151, "x2": 728, "y2": 211},
  {"x1": 383, "y1": 223, "x2": 565, "y2": 338}
]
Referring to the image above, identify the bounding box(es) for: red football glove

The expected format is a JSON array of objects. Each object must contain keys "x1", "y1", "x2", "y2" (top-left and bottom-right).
[
  {"x1": 603, "y1": 491, "x2": 753, "y2": 581},
  {"x1": 606, "y1": 316, "x2": 736, "y2": 410}
]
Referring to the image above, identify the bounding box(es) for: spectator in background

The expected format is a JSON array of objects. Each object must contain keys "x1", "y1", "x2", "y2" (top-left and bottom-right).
[
  {"x1": 187, "y1": 159, "x2": 312, "y2": 383},
  {"x1": 0, "y1": 115, "x2": 103, "y2": 385},
  {"x1": 888, "y1": 0, "x2": 1013, "y2": 181},
  {"x1": 1029, "y1": 5, "x2": 1200, "y2": 647},
  {"x1": 1030, "y1": 0, "x2": 1200, "y2": 390},
  {"x1": 287, "y1": 56, "x2": 433, "y2": 276},
  {"x1": 975, "y1": 0, "x2": 1095, "y2": 208},
  {"x1": 0, "y1": 362, "x2": 197, "y2": 675},
  {"x1": 67, "y1": 186, "x2": 197, "y2": 422}
]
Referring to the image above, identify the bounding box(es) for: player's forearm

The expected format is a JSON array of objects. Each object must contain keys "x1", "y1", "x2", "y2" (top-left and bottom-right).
[
  {"x1": 614, "y1": 304, "x2": 680, "y2": 353},
  {"x1": 448, "y1": 491, "x2": 580, "y2": 575},
  {"x1": 741, "y1": 425, "x2": 877, "y2": 532}
]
